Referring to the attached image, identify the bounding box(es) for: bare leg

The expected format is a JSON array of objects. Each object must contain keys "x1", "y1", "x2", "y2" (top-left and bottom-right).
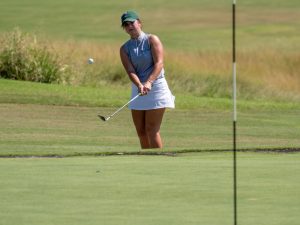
[
  {"x1": 145, "y1": 108, "x2": 166, "y2": 148},
  {"x1": 131, "y1": 110, "x2": 150, "y2": 148}
]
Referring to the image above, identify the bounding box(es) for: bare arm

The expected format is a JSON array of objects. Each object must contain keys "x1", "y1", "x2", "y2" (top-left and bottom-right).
[
  {"x1": 120, "y1": 46, "x2": 145, "y2": 94},
  {"x1": 144, "y1": 34, "x2": 164, "y2": 90}
]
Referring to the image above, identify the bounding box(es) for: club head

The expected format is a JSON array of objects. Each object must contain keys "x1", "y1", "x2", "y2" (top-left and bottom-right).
[{"x1": 98, "y1": 115, "x2": 108, "y2": 122}]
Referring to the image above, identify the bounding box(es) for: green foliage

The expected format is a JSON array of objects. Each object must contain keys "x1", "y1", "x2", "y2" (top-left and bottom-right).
[{"x1": 0, "y1": 29, "x2": 68, "y2": 83}]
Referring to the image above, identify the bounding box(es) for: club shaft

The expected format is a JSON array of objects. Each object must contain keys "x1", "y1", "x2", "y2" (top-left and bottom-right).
[{"x1": 109, "y1": 94, "x2": 140, "y2": 118}]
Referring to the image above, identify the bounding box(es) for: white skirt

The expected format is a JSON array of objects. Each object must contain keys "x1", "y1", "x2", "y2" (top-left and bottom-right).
[{"x1": 129, "y1": 78, "x2": 175, "y2": 110}]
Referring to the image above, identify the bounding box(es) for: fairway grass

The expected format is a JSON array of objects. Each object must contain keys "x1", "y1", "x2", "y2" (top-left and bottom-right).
[
  {"x1": 0, "y1": 153, "x2": 299, "y2": 225},
  {"x1": 0, "y1": 103, "x2": 299, "y2": 157},
  {"x1": 1, "y1": 79, "x2": 300, "y2": 110}
]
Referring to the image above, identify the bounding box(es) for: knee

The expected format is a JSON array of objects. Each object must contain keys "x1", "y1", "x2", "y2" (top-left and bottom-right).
[
  {"x1": 136, "y1": 127, "x2": 148, "y2": 138},
  {"x1": 145, "y1": 124, "x2": 160, "y2": 137}
]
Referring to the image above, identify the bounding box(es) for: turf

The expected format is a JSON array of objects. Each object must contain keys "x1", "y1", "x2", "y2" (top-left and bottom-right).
[
  {"x1": 0, "y1": 153, "x2": 299, "y2": 225},
  {"x1": 1, "y1": 79, "x2": 299, "y2": 110},
  {"x1": 0, "y1": 1, "x2": 299, "y2": 224},
  {"x1": 0, "y1": 103, "x2": 299, "y2": 157}
]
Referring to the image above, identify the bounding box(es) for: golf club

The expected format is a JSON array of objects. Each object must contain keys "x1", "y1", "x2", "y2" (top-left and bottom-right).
[{"x1": 98, "y1": 93, "x2": 141, "y2": 122}]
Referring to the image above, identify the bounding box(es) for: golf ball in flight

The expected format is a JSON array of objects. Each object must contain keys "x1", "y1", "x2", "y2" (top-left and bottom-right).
[{"x1": 88, "y1": 58, "x2": 94, "y2": 64}]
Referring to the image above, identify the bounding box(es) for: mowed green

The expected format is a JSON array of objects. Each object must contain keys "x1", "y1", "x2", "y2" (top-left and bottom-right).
[{"x1": 1, "y1": 153, "x2": 299, "y2": 225}]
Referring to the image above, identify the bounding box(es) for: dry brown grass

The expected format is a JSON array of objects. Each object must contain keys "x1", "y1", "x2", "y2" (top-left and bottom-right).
[
  {"x1": 50, "y1": 39, "x2": 300, "y2": 101},
  {"x1": 167, "y1": 48, "x2": 299, "y2": 100},
  {"x1": 1, "y1": 29, "x2": 299, "y2": 101}
]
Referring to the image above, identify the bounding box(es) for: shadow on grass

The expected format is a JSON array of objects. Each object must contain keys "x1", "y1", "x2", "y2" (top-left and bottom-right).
[{"x1": 1, "y1": 147, "x2": 299, "y2": 158}]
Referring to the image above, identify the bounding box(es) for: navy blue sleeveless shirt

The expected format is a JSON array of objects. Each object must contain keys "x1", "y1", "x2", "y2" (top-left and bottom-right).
[{"x1": 122, "y1": 32, "x2": 164, "y2": 83}]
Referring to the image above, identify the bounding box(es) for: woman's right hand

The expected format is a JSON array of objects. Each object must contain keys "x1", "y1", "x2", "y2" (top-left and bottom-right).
[
  {"x1": 144, "y1": 81, "x2": 152, "y2": 92},
  {"x1": 138, "y1": 84, "x2": 148, "y2": 95}
]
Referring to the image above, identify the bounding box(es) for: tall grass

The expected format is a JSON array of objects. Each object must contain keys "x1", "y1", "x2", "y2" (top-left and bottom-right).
[
  {"x1": 0, "y1": 29, "x2": 299, "y2": 102},
  {"x1": 49, "y1": 39, "x2": 126, "y2": 87},
  {"x1": 165, "y1": 49, "x2": 300, "y2": 101},
  {"x1": 51, "y1": 38, "x2": 300, "y2": 102},
  {"x1": 0, "y1": 29, "x2": 69, "y2": 83}
]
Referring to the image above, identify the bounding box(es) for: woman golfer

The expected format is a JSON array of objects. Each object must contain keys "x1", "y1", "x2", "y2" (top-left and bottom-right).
[{"x1": 120, "y1": 10, "x2": 175, "y2": 149}]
